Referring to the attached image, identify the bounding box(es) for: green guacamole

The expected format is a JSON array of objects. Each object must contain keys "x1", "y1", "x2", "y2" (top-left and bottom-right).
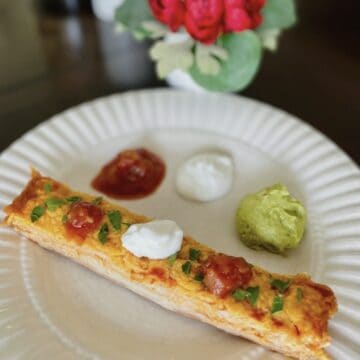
[{"x1": 236, "y1": 184, "x2": 306, "y2": 254}]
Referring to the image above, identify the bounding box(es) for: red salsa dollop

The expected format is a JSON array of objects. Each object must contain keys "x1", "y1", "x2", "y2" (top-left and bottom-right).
[
  {"x1": 65, "y1": 201, "x2": 104, "y2": 240},
  {"x1": 91, "y1": 148, "x2": 165, "y2": 200}
]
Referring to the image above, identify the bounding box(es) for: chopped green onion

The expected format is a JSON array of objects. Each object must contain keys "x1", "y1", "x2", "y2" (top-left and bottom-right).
[
  {"x1": 232, "y1": 286, "x2": 260, "y2": 305},
  {"x1": 44, "y1": 183, "x2": 52, "y2": 194},
  {"x1": 92, "y1": 197, "x2": 103, "y2": 205},
  {"x1": 271, "y1": 279, "x2": 291, "y2": 293},
  {"x1": 31, "y1": 205, "x2": 46, "y2": 222},
  {"x1": 297, "y1": 288, "x2": 303, "y2": 303},
  {"x1": 194, "y1": 273, "x2": 204, "y2": 282},
  {"x1": 66, "y1": 196, "x2": 82, "y2": 204},
  {"x1": 45, "y1": 197, "x2": 66, "y2": 212},
  {"x1": 62, "y1": 214, "x2": 69, "y2": 224},
  {"x1": 98, "y1": 223, "x2": 109, "y2": 244},
  {"x1": 189, "y1": 248, "x2": 201, "y2": 261},
  {"x1": 168, "y1": 252, "x2": 178, "y2": 266},
  {"x1": 271, "y1": 295, "x2": 284, "y2": 314},
  {"x1": 182, "y1": 261, "x2": 192, "y2": 275},
  {"x1": 107, "y1": 210, "x2": 122, "y2": 230}
]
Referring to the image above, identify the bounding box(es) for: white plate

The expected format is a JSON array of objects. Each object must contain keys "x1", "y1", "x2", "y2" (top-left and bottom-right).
[{"x1": 0, "y1": 89, "x2": 359, "y2": 359}]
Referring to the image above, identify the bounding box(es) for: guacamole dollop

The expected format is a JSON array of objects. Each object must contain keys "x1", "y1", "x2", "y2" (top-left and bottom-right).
[{"x1": 236, "y1": 184, "x2": 306, "y2": 254}]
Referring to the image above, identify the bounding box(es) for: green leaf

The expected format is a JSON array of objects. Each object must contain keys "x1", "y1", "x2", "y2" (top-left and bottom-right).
[
  {"x1": 31, "y1": 205, "x2": 46, "y2": 222},
  {"x1": 232, "y1": 286, "x2": 260, "y2": 305},
  {"x1": 297, "y1": 288, "x2": 303, "y2": 303},
  {"x1": 66, "y1": 196, "x2": 82, "y2": 204},
  {"x1": 114, "y1": 0, "x2": 152, "y2": 34},
  {"x1": 259, "y1": 0, "x2": 297, "y2": 30},
  {"x1": 271, "y1": 295, "x2": 284, "y2": 313},
  {"x1": 92, "y1": 197, "x2": 103, "y2": 206},
  {"x1": 194, "y1": 273, "x2": 204, "y2": 282},
  {"x1": 44, "y1": 183, "x2": 52, "y2": 194},
  {"x1": 168, "y1": 252, "x2": 178, "y2": 266},
  {"x1": 257, "y1": 28, "x2": 281, "y2": 51},
  {"x1": 189, "y1": 248, "x2": 201, "y2": 261},
  {"x1": 150, "y1": 40, "x2": 194, "y2": 78},
  {"x1": 62, "y1": 214, "x2": 69, "y2": 224},
  {"x1": 98, "y1": 223, "x2": 109, "y2": 244},
  {"x1": 271, "y1": 279, "x2": 291, "y2": 293},
  {"x1": 45, "y1": 197, "x2": 66, "y2": 212},
  {"x1": 194, "y1": 43, "x2": 228, "y2": 76},
  {"x1": 190, "y1": 31, "x2": 262, "y2": 92},
  {"x1": 233, "y1": 289, "x2": 249, "y2": 302},
  {"x1": 182, "y1": 261, "x2": 192, "y2": 275},
  {"x1": 108, "y1": 210, "x2": 122, "y2": 230},
  {"x1": 247, "y1": 286, "x2": 260, "y2": 305},
  {"x1": 141, "y1": 21, "x2": 168, "y2": 39}
]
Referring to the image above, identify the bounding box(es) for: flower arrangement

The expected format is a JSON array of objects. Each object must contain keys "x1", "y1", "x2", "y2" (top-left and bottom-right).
[{"x1": 115, "y1": 0, "x2": 296, "y2": 92}]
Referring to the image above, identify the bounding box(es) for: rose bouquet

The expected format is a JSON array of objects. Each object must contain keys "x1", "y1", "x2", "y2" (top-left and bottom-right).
[{"x1": 115, "y1": 0, "x2": 296, "y2": 92}]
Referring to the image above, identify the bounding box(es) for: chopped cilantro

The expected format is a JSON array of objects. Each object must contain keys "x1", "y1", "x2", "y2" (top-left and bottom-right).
[
  {"x1": 98, "y1": 223, "x2": 109, "y2": 244},
  {"x1": 44, "y1": 183, "x2": 52, "y2": 194},
  {"x1": 232, "y1": 286, "x2": 260, "y2": 305},
  {"x1": 194, "y1": 273, "x2": 204, "y2": 282},
  {"x1": 271, "y1": 295, "x2": 284, "y2": 314},
  {"x1": 297, "y1": 288, "x2": 303, "y2": 303},
  {"x1": 247, "y1": 287, "x2": 260, "y2": 305},
  {"x1": 62, "y1": 214, "x2": 69, "y2": 224},
  {"x1": 92, "y1": 197, "x2": 103, "y2": 205},
  {"x1": 168, "y1": 252, "x2": 178, "y2": 266},
  {"x1": 108, "y1": 210, "x2": 122, "y2": 230},
  {"x1": 182, "y1": 261, "x2": 192, "y2": 275},
  {"x1": 31, "y1": 205, "x2": 46, "y2": 222},
  {"x1": 66, "y1": 196, "x2": 82, "y2": 204},
  {"x1": 271, "y1": 279, "x2": 291, "y2": 293},
  {"x1": 189, "y1": 248, "x2": 201, "y2": 261},
  {"x1": 233, "y1": 289, "x2": 248, "y2": 302},
  {"x1": 45, "y1": 197, "x2": 66, "y2": 212}
]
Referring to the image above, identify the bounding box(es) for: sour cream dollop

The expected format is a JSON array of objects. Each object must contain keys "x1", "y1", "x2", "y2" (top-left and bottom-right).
[
  {"x1": 122, "y1": 220, "x2": 183, "y2": 259},
  {"x1": 176, "y1": 152, "x2": 234, "y2": 202}
]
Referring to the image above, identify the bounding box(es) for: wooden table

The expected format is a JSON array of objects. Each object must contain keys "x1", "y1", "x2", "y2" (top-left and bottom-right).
[{"x1": 0, "y1": 0, "x2": 359, "y2": 164}]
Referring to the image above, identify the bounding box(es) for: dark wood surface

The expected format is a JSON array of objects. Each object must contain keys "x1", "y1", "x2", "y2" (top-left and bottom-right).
[{"x1": 0, "y1": 0, "x2": 359, "y2": 164}]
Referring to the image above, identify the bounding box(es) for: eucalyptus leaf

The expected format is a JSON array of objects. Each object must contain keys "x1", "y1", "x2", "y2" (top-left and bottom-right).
[
  {"x1": 259, "y1": 0, "x2": 296, "y2": 30},
  {"x1": 115, "y1": 0, "x2": 152, "y2": 34},
  {"x1": 190, "y1": 31, "x2": 262, "y2": 92}
]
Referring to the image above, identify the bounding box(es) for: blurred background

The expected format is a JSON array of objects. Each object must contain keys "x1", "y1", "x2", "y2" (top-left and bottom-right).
[{"x1": 0, "y1": 0, "x2": 359, "y2": 162}]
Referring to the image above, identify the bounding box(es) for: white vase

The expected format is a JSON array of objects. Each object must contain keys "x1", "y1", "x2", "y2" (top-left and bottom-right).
[{"x1": 166, "y1": 69, "x2": 207, "y2": 93}]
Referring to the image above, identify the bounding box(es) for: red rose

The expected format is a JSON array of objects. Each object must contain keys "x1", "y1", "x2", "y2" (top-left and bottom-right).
[
  {"x1": 184, "y1": 0, "x2": 224, "y2": 44},
  {"x1": 149, "y1": 0, "x2": 185, "y2": 32},
  {"x1": 149, "y1": 0, "x2": 266, "y2": 44},
  {"x1": 224, "y1": 0, "x2": 265, "y2": 32}
]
